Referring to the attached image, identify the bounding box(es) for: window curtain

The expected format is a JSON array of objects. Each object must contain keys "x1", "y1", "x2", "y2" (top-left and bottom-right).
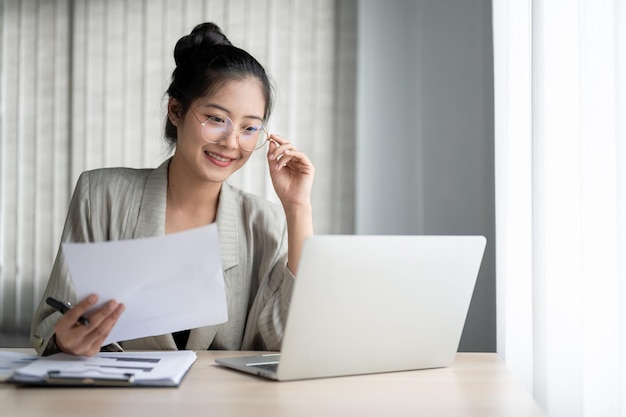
[
  {"x1": 0, "y1": 0, "x2": 357, "y2": 334},
  {"x1": 493, "y1": 0, "x2": 626, "y2": 416}
]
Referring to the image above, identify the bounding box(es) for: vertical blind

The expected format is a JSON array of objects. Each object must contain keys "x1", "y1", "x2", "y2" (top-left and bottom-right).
[{"x1": 0, "y1": 0, "x2": 357, "y2": 334}]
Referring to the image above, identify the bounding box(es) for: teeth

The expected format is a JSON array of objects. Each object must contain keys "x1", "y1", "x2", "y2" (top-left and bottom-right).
[{"x1": 206, "y1": 151, "x2": 231, "y2": 162}]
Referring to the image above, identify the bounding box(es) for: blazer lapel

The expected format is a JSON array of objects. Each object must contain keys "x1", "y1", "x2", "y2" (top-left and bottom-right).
[
  {"x1": 215, "y1": 182, "x2": 240, "y2": 272},
  {"x1": 188, "y1": 183, "x2": 241, "y2": 349},
  {"x1": 132, "y1": 159, "x2": 169, "y2": 239},
  {"x1": 187, "y1": 326, "x2": 219, "y2": 350},
  {"x1": 125, "y1": 162, "x2": 241, "y2": 351},
  {"x1": 126, "y1": 159, "x2": 172, "y2": 348}
]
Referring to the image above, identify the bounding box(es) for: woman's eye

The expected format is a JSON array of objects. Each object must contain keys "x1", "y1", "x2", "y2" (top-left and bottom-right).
[
  {"x1": 244, "y1": 125, "x2": 261, "y2": 134},
  {"x1": 207, "y1": 115, "x2": 226, "y2": 124}
]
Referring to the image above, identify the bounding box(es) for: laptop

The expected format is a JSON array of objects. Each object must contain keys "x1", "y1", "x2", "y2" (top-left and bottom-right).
[{"x1": 215, "y1": 234, "x2": 486, "y2": 381}]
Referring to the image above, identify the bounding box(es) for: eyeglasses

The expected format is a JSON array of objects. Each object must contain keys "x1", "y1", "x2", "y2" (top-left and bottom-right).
[{"x1": 189, "y1": 108, "x2": 269, "y2": 152}]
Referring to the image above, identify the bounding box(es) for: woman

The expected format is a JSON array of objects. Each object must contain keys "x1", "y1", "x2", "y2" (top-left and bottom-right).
[{"x1": 30, "y1": 22, "x2": 315, "y2": 356}]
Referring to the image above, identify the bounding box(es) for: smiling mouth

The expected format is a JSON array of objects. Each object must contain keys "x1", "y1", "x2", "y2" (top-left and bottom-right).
[{"x1": 205, "y1": 151, "x2": 233, "y2": 162}]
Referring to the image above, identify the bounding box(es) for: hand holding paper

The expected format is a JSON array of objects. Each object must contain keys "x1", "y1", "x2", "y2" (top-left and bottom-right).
[
  {"x1": 52, "y1": 294, "x2": 125, "y2": 356},
  {"x1": 61, "y1": 224, "x2": 228, "y2": 346}
]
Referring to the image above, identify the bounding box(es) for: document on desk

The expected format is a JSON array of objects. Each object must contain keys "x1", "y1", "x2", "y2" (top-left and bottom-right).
[
  {"x1": 0, "y1": 351, "x2": 39, "y2": 381},
  {"x1": 7, "y1": 351, "x2": 197, "y2": 387},
  {"x1": 62, "y1": 223, "x2": 228, "y2": 346}
]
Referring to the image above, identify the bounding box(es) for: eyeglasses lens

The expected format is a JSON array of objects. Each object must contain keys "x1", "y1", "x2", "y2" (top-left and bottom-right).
[{"x1": 201, "y1": 117, "x2": 267, "y2": 151}]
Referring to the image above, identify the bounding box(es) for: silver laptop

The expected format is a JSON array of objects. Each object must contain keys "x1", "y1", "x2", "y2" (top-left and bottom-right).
[{"x1": 215, "y1": 235, "x2": 486, "y2": 381}]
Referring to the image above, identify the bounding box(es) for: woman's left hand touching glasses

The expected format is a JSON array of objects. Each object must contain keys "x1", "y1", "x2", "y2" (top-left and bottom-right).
[{"x1": 266, "y1": 134, "x2": 315, "y2": 208}]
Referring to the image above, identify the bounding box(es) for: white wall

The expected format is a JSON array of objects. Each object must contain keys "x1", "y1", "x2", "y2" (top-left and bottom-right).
[{"x1": 356, "y1": 0, "x2": 495, "y2": 351}]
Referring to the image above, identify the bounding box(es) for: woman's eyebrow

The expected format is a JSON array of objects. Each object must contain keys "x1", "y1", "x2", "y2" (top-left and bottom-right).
[{"x1": 201, "y1": 103, "x2": 263, "y2": 122}]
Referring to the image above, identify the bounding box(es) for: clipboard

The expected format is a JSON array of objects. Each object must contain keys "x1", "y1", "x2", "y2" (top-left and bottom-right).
[
  {"x1": 7, "y1": 351, "x2": 197, "y2": 387},
  {"x1": 46, "y1": 370, "x2": 136, "y2": 386}
]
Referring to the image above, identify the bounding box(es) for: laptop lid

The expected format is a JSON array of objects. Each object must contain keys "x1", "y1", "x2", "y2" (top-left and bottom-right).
[{"x1": 217, "y1": 235, "x2": 486, "y2": 381}]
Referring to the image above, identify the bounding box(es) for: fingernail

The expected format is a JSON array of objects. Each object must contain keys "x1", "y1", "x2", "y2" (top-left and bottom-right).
[
  {"x1": 88, "y1": 295, "x2": 97, "y2": 304},
  {"x1": 108, "y1": 301, "x2": 118, "y2": 311}
]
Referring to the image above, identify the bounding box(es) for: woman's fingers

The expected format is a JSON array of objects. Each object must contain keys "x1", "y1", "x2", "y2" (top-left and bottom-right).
[
  {"x1": 84, "y1": 300, "x2": 124, "y2": 330},
  {"x1": 62, "y1": 294, "x2": 97, "y2": 326},
  {"x1": 267, "y1": 135, "x2": 306, "y2": 171},
  {"x1": 265, "y1": 134, "x2": 315, "y2": 208},
  {"x1": 267, "y1": 135, "x2": 291, "y2": 156},
  {"x1": 82, "y1": 303, "x2": 125, "y2": 356},
  {"x1": 54, "y1": 295, "x2": 125, "y2": 356}
]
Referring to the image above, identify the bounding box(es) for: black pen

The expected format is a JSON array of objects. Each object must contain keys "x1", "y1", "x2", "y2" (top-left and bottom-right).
[{"x1": 46, "y1": 297, "x2": 90, "y2": 326}]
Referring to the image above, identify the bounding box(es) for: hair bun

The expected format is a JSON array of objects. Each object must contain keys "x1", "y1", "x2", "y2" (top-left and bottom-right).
[{"x1": 173, "y1": 22, "x2": 232, "y2": 67}]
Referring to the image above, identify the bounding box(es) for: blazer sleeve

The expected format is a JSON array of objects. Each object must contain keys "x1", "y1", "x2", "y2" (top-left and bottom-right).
[
  {"x1": 253, "y1": 249, "x2": 296, "y2": 351},
  {"x1": 239, "y1": 197, "x2": 296, "y2": 351},
  {"x1": 30, "y1": 172, "x2": 95, "y2": 355}
]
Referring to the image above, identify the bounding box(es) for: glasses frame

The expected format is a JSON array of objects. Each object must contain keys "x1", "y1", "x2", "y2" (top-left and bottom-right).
[{"x1": 189, "y1": 108, "x2": 270, "y2": 152}]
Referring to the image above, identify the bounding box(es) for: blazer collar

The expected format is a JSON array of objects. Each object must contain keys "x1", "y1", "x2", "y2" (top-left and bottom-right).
[
  {"x1": 132, "y1": 158, "x2": 239, "y2": 271},
  {"x1": 214, "y1": 182, "x2": 240, "y2": 271}
]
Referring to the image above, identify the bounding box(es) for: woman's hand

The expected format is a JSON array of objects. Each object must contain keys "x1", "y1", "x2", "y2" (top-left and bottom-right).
[
  {"x1": 53, "y1": 294, "x2": 125, "y2": 356},
  {"x1": 266, "y1": 134, "x2": 315, "y2": 208},
  {"x1": 266, "y1": 134, "x2": 315, "y2": 274}
]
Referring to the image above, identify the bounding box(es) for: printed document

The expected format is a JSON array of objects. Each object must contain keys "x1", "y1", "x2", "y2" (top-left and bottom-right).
[
  {"x1": 62, "y1": 224, "x2": 228, "y2": 346},
  {"x1": 8, "y1": 351, "x2": 197, "y2": 387},
  {"x1": 0, "y1": 351, "x2": 39, "y2": 381}
]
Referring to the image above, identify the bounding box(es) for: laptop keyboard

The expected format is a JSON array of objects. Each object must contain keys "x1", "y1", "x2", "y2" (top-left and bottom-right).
[{"x1": 251, "y1": 363, "x2": 279, "y2": 373}]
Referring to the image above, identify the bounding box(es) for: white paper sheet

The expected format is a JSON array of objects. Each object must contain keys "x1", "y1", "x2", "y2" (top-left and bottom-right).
[{"x1": 62, "y1": 224, "x2": 228, "y2": 346}]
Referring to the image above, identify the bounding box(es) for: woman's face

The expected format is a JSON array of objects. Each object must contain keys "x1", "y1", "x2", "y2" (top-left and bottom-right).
[{"x1": 170, "y1": 77, "x2": 266, "y2": 184}]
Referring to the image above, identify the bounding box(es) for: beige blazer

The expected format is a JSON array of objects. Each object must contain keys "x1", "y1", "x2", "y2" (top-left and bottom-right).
[{"x1": 31, "y1": 159, "x2": 295, "y2": 355}]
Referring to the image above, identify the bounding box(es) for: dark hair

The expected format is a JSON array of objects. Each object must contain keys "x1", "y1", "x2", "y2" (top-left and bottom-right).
[{"x1": 164, "y1": 22, "x2": 273, "y2": 147}]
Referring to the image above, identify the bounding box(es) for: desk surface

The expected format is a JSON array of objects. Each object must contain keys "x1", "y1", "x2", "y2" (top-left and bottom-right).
[{"x1": 1, "y1": 349, "x2": 546, "y2": 417}]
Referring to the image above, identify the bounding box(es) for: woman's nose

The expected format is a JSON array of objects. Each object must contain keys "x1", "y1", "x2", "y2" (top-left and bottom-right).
[{"x1": 221, "y1": 129, "x2": 240, "y2": 149}]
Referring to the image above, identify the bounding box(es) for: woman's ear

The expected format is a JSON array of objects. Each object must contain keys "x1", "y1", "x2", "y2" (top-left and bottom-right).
[{"x1": 168, "y1": 97, "x2": 182, "y2": 126}]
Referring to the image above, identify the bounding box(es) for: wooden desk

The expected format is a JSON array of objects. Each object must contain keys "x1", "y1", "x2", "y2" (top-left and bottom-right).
[{"x1": 1, "y1": 350, "x2": 546, "y2": 417}]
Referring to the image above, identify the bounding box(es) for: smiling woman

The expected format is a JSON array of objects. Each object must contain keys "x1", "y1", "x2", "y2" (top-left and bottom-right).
[
  {"x1": 29, "y1": 21, "x2": 315, "y2": 357},
  {"x1": 0, "y1": 0, "x2": 359, "y2": 346}
]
